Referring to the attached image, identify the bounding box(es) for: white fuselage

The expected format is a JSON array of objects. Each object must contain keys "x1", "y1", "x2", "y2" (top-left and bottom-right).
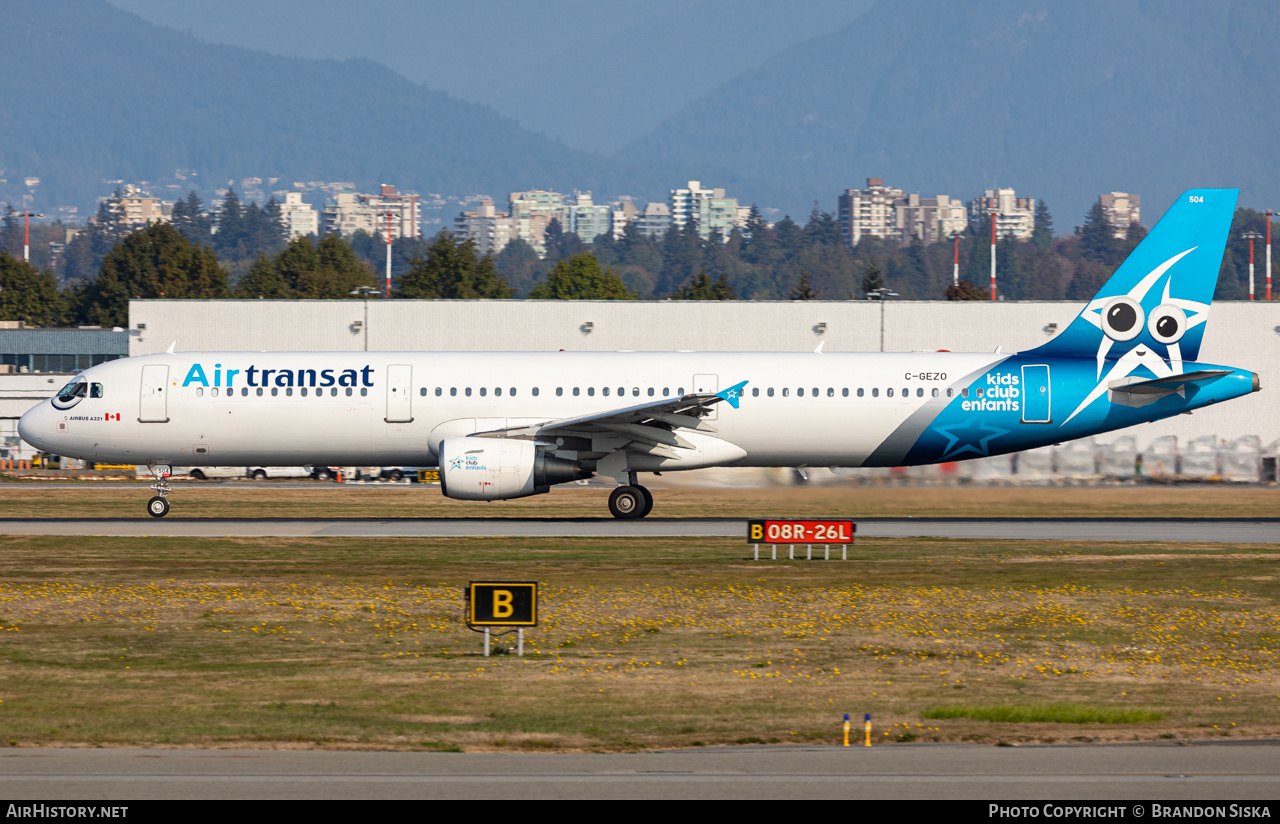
[{"x1": 20, "y1": 350, "x2": 1005, "y2": 469}]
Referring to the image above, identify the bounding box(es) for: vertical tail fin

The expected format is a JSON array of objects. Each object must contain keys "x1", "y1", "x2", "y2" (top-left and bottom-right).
[{"x1": 1026, "y1": 188, "x2": 1237, "y2": 364}]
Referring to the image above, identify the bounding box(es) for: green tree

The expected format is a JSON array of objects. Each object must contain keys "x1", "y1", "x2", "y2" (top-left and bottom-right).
[
  {"x1": 78, "y1": 222, "x2": 229, "y2": 326},
  {"x1": 1032, "y1": 200, "x2": 1054, "y2": 250},
  {"x1": 1079, "y1": 202, "x2": 1118, "y2": 264},
  {"x1": 0, "y1": 255, "x2": 65, "y2": 325},
  {"x1": 944, "y1": 278, "x2": 988, "y2": 300},
  {"x1": 235, "y1": 252, "x2": 292, "y2": 298},
  {"x1": 671, "y1": 269, "x2": 735, "y2": 300},
  {"x1": 860, "y1": 258, "x2": 885, "y2": 297},
  {"x1": 395, "y1": 231, "x2": 512, "y2": 299},
  {"x1": 295, "y1": 235, "x2": 376, "y2": 298},
  {"x1": 494, "y1": 237, "x2": 547, "y2": 297},
  {"x1": 528, "y1": 253, "x2": 637, "y2": 300},
  {"x1": 789, "y1": 270, "x2": 817, "y2": 299},
  {"x1": 170, "y1": 190, "x2": 213, "y2": 248}
]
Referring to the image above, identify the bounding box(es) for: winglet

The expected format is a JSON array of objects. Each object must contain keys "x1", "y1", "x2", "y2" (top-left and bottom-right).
[
  {"x1": 166, "y1": 341, "x2": 176, "y2": 354},
  {"x1": 716, "y1": 380, "x2": 749, "y2": 410}
]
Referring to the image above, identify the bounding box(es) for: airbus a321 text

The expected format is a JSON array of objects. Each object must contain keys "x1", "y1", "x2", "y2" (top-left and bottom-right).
[{"x1": 18, "y1": 189, "x2": 1260, "y2": 518}]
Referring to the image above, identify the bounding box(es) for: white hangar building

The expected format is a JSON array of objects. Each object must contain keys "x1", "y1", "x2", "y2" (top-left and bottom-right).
[{"x1": 126, "y1": 298, "x2": 1280, "y2": 456}]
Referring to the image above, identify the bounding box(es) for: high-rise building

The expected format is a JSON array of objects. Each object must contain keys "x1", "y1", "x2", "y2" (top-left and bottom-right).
[
  {"x1": 635, "y1": 202, "x2": 672, "y2": 238},
  {"x1": 967, "y1": 188, "x2": 1036, "y2": 240},
  {"x1": 1099, "y1": 192, "x2": 1141, "y2": 238},
  {"x1": 280, "y1": 192, "x2": 318, "y2": 239},
  {"x1": 894, "y1": 193, "x2": 968, "y2": 245},
  {"x1": 508, "y1": 190, "x2": 565, "y2": 257},
  {"x1": 838, "y1": 178, "x2": 905, "y2": 246},
  {"x1": 452, "y1": 200, "x2": 520, "y2": 255},
  {"x1": 562, "y1": 191, "x2": 611, "y2": 243},
  {"x1": 609, "y1": 200, "x2": 638, "y2": 239},
  {"x1": 669, "y1": 180, "x2": 741, "y2": 240},
  {"x1": 102, "y1": 185, "x2": 170, "y2": 232},
  {"x1": 321, "y1": 184, "x2": 421, "y2": 240}
]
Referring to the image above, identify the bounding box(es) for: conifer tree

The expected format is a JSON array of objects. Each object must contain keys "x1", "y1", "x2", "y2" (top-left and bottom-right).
[
  {"x1": 789, "y1": 270, "x2": 818, "y2": 300},
  {"x1": 671, "y1": 269, "x2": 735, "y2": 300},
  {"x1": 528, "y1": 253, "x2": 636, "y2": 300}
]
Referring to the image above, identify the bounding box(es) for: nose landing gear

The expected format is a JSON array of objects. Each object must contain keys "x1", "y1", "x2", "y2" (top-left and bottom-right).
[{"x1": 146, "y1": 463, "x2": 172, "y2": 518}]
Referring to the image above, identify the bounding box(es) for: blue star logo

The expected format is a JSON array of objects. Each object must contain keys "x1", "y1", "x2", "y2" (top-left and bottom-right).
[
  {"x1": 448, "y1": 456, "x2": 463, "y2": 470},
  {"x1": 933, "y1": 417, "x2": 1010, "y2": 461}
]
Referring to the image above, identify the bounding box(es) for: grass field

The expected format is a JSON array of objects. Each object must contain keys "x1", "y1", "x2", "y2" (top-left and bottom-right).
[
  {"x1": 1, "y1": 533, "x2": 1278, "y2": 751},
  {"x1": 0, "y1": 482, "x2": 1277, "y2": 520}
]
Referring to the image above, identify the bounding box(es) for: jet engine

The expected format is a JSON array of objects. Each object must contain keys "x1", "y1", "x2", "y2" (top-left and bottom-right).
[{"x1": 438, "y1": 437, "x2": 589, "y2": 500}]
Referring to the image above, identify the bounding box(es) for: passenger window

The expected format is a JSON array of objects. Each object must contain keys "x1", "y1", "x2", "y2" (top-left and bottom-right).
[
  {"x1": 465, "y1": 388, "x2": 472, "y2": 397},
  {"x1": 782, "y1": 388, "x2": 789, "y2": 397},
  {"x1": 573, "y1": 387, "x2": 580, "y2": 396},
  {"x1": 450, "y1": 387, "x2": 457, "y2": 397},
  {"x1": 480, "y1": 387, "x2": 487, "y2": 397},
  {"x1": 241, "y1": 387, "x2": 248, "y2": 397},
  {"x1": 961, "y1": 388, "x2": 969, "y2": 398},
  {"x1": 751, "y1": 388, "x2": 759, "y2": 397},
  {"x1": 619, "y1": 387, "x2": 625, "y2": 396},
  {"x1": 856, "y1": 388, "x2": 864, "y2": 397},
  {"x1": 946, "y1": 388, "x2": 954, "y2": 398},
  {"x1": 917, "y1": 388, "x2": 923, "y2": 397},
  {"x1": 271, "y1": 387, "x2": 278, "y2": 397},
  {"x1": 872, "y1": 388, "x2": 879, "y2": 397},
  {"x1": 648, "y1": 387, "x2": 654, "y2": 397},
  {"x1": 842, "y1": 388, "x2": 849, "y2": 397},
  {"x1": 663, "y1": 388, "x2": 670, "y2": 397},
  {"x1": 345, "y1": 388, "x2": 353, "y2": 397},
  {"x1": 419, "y1": 388, "x2": 426, "y2": 396},
  {"x1": 212, "y1": 387, "x2": 219, "y2": 397},
  {"x1": 931, "y1": 388, "x2": 939, "y2": 398},
  {"x1": 91, "y1": 383, "x2": 104, "y2": 398},
  {"x1": 975, "y1": 388, "x2": 984, "y2": 398},
  {"x1": 256, "y1": 387, "x2": 263, "y2": 396},
  {"x1": 554, "y1": 387, "x2": 562, "y2": 396},
  {"x1": 767, "y1": 388, "x2": 774, "y2": 397},
  {"x1": 588, "y1": 387, "x2": 595, "y2": 397},
  {"x1": 797, "y1": 388, "x2": 804, "y2": 397},
  {"x1": 678, "y1": 387, "x2": 684, "y2": 395},
  {"x1": 330, "y1": 388, "x2": 337, "y2": 396},
  {"x1": 812, "y1": 388, "x2": 818, "y2": 397},
  {"x1": 633, "y1": 387, "x2": 640, "y2": 397},
  {"x1": 435, "y1": 387, "x2": 442, "y2": 396},
  {"x1": 887, "y1": 388, "x2": 894, "y2": 397},
  {"x1": 494, "y1": 387, "x2": 501, "y2": 397},
  {"x1": 827, "y1": 388, "x2": 834, "y2": 397},
  {"x1": 360, "y1": 388, "x2": 367, "y2": 397},
  {"x1": 196, "y1": 387, "x2": 204, "y2": 397},
  {"x1": 532, "y1": 387, "x2": 539, "y2": 397},
  {"x1": 602, "y1": 387, "x2": 610, "y2": 396},
  {"x1": 300, "y1": 387, "x2": 307, "y2": 397},
  {"x1": 510, "y1": 387, "x2": 517, "y2": 397},
  {"x1": 286, "y1": 387, "x2": 293, "y2": 397}
]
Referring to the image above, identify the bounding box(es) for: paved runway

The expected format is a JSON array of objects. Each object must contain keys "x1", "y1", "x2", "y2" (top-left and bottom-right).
[
  {"x1": 1, "y1": 516, "x2": 1278, "y2": 542},
  {"x1": 3, "y1": 743, "x2": 1278, "y2": 799}
]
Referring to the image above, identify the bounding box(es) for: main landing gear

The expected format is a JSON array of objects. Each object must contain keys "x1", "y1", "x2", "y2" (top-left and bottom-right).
[
  {"x1": 146, "y1": 463, "x2": 172, "y2": 518},
  {"x1": 608, "y1": 473, "x2": 654, "y2": 520}
]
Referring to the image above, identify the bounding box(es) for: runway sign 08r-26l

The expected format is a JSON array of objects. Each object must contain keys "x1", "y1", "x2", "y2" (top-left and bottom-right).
[{"x1": 747, "y1": 519, "x2": 856, "y2": 543}]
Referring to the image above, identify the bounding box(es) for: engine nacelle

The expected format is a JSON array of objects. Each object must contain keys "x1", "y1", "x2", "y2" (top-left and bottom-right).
[{"x1": 439, "y1": 437, "x2": 588, "y2": 500}]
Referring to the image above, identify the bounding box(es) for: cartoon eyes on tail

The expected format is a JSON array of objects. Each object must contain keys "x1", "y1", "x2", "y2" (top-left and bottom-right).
[
  {"x1": 1101, "y1": 297, "x2": 1144, "y2": 342},
  {"x1": 1147, "y1": 304, "x2": 1187, "y2": 344}
]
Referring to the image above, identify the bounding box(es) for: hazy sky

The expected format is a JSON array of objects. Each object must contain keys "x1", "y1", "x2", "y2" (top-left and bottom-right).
[{"x1": 108, "y1": 0, "x2": 874, "y2": 155}]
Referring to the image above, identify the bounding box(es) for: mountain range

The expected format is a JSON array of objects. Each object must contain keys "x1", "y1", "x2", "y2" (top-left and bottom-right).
[{"x1": 2, "y1": 0, "x2": 1278, "y2": 228}]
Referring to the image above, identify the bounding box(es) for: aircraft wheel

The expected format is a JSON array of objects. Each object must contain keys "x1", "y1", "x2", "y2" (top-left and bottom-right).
[
  {"x1": 608, "y1": 486, "x2": 646, "y2": 519},
  {"x1": 251, "y1": 469, "x2": 268, "y2": 480},
  {"x1": 146, "y1": 496, "x2": 170, "y2": 518},
  {"x1": 637, "y1": 485, "x2": 654, "y2": 518},
  {"x1": 189, "y1": 469, "x2": 206, "y2": 481}
]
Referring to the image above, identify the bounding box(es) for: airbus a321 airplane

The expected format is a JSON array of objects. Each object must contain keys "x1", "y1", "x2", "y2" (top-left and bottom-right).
[{"x1": 18, "y1": 188, "x2": 1260, "y2": 519}]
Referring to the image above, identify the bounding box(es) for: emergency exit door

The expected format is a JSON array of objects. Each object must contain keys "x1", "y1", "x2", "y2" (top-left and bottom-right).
[
  {"x1": 138, "y1": 364, "x2": 169, "y2": 423},
  {"x1": 385, "y1": 364, "x2": 414, "y2": 423}
]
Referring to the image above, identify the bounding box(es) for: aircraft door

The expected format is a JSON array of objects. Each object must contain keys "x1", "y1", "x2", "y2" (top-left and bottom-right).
[
  {"x1": 138, "y1": 364, "x2": 170, "y2": 423},
  {"x1": 692, "y1": 374, "x2": 719, "y2": 420},
  {"x1": 1021, "y1": 364, "x2": 1051, "y2": 423},
  {"x1": 385, "y1": 364, "x2": 414, "y2": 423}
]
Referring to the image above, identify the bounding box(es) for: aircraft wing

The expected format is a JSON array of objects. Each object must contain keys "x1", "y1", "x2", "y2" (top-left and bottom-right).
[
  {"x1": 474, "y1": 380, "x2": 749, "y2": 457},
  {"x1": 1108, "y1": 369, "x2": 1230, "y2": 407}
]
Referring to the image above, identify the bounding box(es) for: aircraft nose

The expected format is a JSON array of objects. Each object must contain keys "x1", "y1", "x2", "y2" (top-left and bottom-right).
[{"x1": 17, "y1": 401, "x2": 49, "y2": 451}]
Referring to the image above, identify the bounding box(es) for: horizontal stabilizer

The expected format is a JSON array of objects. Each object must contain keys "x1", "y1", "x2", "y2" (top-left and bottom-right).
[{"x1": 1108, "y1": 369, "x2": 1230, "y2": 407}]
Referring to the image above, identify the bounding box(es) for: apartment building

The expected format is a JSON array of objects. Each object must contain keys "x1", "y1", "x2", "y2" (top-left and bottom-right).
[
  {"x1": 103, "y1": 185, "x2": 170, "y2": 232},
  {"x1": 838, "y1": 178, "x2": 905, "y2": 246},
  {"x1": 894, "y1": 193, "x2": 968, "y2": 245},
  {"x1": 609, "y1": 200, "x2": 638, "y2": 239},
  {"x1": 635, "y1": 202, "x2": 672, "y2": 238},
  {"x1": 967, "y1": 188, "x2": 1036, "y2": 240},
  {"x1": 509, "y1": 190, "x2": 565, "y2": 257},
  {"x1": 562, "y1": 191, "x2": 611, "y2": 243},
  {"x1": 321, "y1": 184, "x2": 421, "y2": 240},
  {"x1": 452, "y1": 200, "x2": 520, "y2": 255},
  {"x1": 669, "y1": 180, "x2": 741, "y2": 240},
  {"x1": 1099, "y1": 192, "x2": 1141, "y2": 238},
  {"x1": 279, "y1": 192, "x2": 318, "y2": 239}
]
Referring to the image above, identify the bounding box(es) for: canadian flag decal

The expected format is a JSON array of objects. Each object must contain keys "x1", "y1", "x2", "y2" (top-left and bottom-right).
[{"x1": 106, "y1": 413, "x2": 121, "y2": 421}]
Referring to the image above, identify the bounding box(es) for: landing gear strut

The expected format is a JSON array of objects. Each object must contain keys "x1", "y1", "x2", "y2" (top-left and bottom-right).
[{"x1": 146, "y1": 463, "x2": 172, "y2": 518}]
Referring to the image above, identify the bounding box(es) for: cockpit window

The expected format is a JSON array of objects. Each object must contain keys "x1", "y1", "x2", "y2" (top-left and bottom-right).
[
  {"x1": 91, "y1": 383, "x2": 104, "y2": 399},
  {"x1": 57, "y1": 381, "x2": 88, "y2": 402}
]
